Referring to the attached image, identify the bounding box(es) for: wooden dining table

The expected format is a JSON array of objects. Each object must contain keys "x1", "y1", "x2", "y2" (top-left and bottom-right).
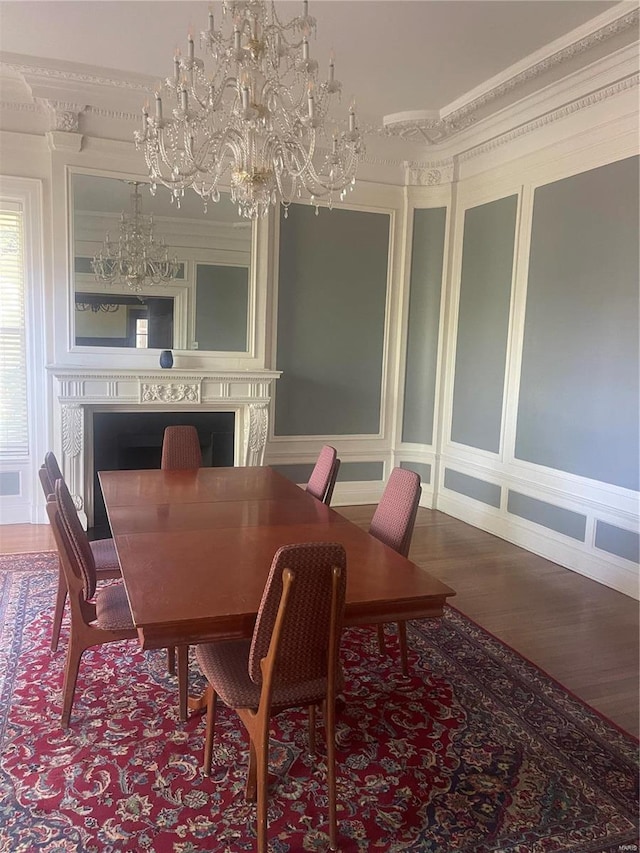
[{"x1": 99, "y1": 466, "x2": 456, "y2": 653}]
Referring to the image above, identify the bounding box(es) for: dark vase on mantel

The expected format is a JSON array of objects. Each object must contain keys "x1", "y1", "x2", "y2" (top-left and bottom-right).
[{"x1": 159, "y1": 350, "x2": 174, "y2": 369}]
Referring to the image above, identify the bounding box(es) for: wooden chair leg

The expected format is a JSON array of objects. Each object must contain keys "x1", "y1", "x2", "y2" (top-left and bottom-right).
[
  {"x1": 325, "y1": 698, "x2": 338, "y2": 851},
  {"x1": 61, "y1": 639, "x2": 85, "y2": 728},
  {"x1": 51, "y1": 562, "x2": 67, "y2": 652},
  {"x1": 166, "y1": 646, "x2": 176, "y2": 675},
  {"x1": 203, "y1": 685, "x2": 217, "y2": 776},
  {"x1": 245, "y1": 739, "x2": 258, "y2": 802},
  {"x1": 377, "y1": 623, "x2": 386, "y2": 654},
  {"x1": 177, "y1": 645, "x2": 189, "y2": 721},
  {"x1": 255, "y1": 729, "x2": 270, "y2": 853},
  {"x1": 398, "y1": 620, "x2": 410, "y2": 676}
]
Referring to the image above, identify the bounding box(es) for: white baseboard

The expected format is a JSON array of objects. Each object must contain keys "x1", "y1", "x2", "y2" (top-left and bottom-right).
[{"x1": 438, "y1": 492, "x2": 639, "y2": 600}]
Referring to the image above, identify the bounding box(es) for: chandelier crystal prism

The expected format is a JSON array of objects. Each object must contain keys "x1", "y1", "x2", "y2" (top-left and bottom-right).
[
  {"x1": 91, "y1": 182, "x2": 180, "y2": 292},
  {"x1": 134, "y1": 0, "x2": 364, "y2": 219}
]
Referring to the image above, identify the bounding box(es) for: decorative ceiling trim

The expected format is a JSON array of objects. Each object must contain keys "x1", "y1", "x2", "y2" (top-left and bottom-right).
[
  {"x1": 383, "y1": 7, "x2": 639, "y2": 144},
  {"x1": 458, "y1": 73, "x2": 640, "y2": 162},
  {"x1": 1, "y1": 58, "x2": 151, "y2": 93},
  {"x1": 37, "y1": 99, "x2": 85, "y2": 132},
  {"x1": 84, "y1": 105, "x2": 140, "y2": 122},
  {"x1": 0, "y1": 100, "x2": 39, "y2": 113},
  {"x1": 403, "y1": 160, "x2": 455, "y2": 186}
]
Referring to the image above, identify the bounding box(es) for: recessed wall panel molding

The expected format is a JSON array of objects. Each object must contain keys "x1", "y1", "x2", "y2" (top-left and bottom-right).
[
  {"x1": 0, "y1": 472, "x2": 21, "y2": 497},
  {"x1": 444, "y1": 468, "x2": 502, "y2": 508},
  {"x1": 515, "y1": 156, "x2": 640, "y2": 491},
  {"x1": 401, "y1": 207, "x2": 446, "y2": 446},
  {"x1": 400, "y1": 460, "x2": 432, "y2": 486},
  {"x1": 275, "y1": 204, "x2": 390, "y2": 437},
  {"x1": 594, "y1": 521, "x2": 640, "y2": 565},
  {"x1": 450, "y1": 195, "x2": 518, "y2": 453},
  {"x1": 195, "y1": 264, "x2": 249, "y2": 352},
  {"x1": 507, "y1": 490, "x2": 587, "y2": 542}
]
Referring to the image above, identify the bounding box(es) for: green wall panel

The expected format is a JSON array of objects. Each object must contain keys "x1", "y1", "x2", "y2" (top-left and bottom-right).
[
  {"x1": 515, "y1": 157, "x2": 639, "y2": 491},
  {"x1": 402, "y1": 207, "x2": 446, "y2": 445},
  {"x1": 451, "y1": 196, "x2": 517, "y2": 453},
  {"x1": 195, "y1": 264, "x2": 248, "y2": 351},
  {"x1": 275, "y1": 204, "x2": 389, "y2": 436}
]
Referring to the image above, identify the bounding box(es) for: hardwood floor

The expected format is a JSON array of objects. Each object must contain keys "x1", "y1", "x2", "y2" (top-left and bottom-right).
[
  {"x1": 338, "y1": 505, "x2": 639, "y2": 739},
  {"x1": 1, "y1": 509, "x2": 638, "y2": 737}
]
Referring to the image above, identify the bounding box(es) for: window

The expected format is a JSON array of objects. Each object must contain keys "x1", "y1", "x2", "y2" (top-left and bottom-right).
[
  {"x1": 0, "y1": 177, "x2": 45, "y2": 524},
  {"x1": 0, "y1": 201, "x2": 29, "y2": 458},
  {"x1": 135, "y1": 317, "x2": 148, "y2": 349}
]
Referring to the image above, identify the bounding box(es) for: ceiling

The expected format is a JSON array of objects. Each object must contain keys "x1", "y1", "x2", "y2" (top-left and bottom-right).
[{"x1": 0, "y1": 0, "x2": 623, "y2": 128}]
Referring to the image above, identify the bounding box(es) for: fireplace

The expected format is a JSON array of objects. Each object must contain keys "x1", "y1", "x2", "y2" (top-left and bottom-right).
[
  {"x1": 91, "y1": 411, "x2": 235, "y2": 535},
  {"x1": 48, "y1": 366, "x2": 281, "y2": 531}
]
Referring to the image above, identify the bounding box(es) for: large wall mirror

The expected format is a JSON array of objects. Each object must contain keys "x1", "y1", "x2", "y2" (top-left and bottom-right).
[{"x1": 71, "y1": 173, "x2": 253, "y2": 353}]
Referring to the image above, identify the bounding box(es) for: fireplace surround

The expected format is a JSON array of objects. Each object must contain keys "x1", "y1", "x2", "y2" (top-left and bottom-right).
[{"x1": 48, "y1": 367, "x2": 280, "y2": 527}]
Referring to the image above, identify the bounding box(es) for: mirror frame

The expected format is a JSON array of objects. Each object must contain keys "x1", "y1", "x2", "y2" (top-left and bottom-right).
[{"x1": 67, "y1": 167, "x2": 257, "y2": 360}]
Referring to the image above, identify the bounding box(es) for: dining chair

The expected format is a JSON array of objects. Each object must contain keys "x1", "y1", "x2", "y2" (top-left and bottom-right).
[
  {"x1": 369, "y1": 467, "x2": 422, "y2": 676},
  {"x1": 195, "y1": 542, "x2": 347, "y2": 853},
  {"x1": 39, "y1": 453, "x2": 121, "y2": 653},
  {"x1": 47, "y1": 478, "x2": 189, "y2": 727},
  {"x1": 160, "y1": 425, "x2": 203, "y2": 470},
  {"x1": 306, "y1": 445, "x2": 340, "y2": 505},
  {"x1": 46, "y1": 480, "x2": 139, "y2": 727}
]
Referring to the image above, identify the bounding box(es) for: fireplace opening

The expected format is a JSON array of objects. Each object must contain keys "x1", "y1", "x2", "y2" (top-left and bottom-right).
[{"x1": 91, "y1": 411, "x2": 235, "y2": 536}]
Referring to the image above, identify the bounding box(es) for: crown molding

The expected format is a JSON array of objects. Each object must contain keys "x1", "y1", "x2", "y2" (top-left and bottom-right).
[
  {"x1": 458, "y1": 73, "x2": 640, "y2": 163},
  {"x1": 383, "y1": 5, "x2": 639, "y2": 145},
  {"x1": 1, "y1": 52, "x2": 152, "y2": 92}
]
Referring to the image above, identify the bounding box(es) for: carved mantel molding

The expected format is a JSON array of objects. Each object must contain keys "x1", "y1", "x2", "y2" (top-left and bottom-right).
[{"x1": 48, "y1": 366, "x2": 281, "y2": 522}]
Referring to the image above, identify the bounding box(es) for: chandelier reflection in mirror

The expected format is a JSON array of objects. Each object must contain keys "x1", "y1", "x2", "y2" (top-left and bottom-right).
[
  {"x1": 91, "y1": 182, "x2": 180, "y2": 292},
  {"x1": 134, "y1": 0, "x2": 364, "y2": 219}
]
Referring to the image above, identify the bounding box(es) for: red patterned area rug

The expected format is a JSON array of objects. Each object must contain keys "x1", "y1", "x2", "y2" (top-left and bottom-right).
[{"x1": 1, "y1": 552, "x2": 638, "y2": 853}]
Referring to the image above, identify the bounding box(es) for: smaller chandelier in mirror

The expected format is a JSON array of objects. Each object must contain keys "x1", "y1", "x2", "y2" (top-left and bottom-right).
[
  {"x1": 134, "y1": 0, "x2": 364, "y2": 219},
  {"x1": 91, "y1": 181, "x2": 180, "y2": 292}
]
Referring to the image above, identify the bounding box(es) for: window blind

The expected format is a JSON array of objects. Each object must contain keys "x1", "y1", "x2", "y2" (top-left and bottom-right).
[{"x1": 0, "y1": 201, "x2": 29, "y2": 458}]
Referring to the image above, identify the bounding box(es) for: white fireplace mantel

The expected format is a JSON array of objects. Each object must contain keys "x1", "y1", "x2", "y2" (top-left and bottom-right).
[{"x1": 47, "y1": 366, "x2": 281, "y2": 524}]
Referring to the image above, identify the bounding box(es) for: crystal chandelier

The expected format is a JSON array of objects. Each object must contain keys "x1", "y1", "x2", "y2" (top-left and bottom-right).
[
  {"x1": 91, "y1": 182, "x2": 180, "y2": 292},
  {"x1": 134, "y1": 0, "x2": 364, "y2": 219}
]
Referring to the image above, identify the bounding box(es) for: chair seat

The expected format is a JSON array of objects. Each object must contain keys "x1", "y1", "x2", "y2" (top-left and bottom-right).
[
  {"x1": 95, "y1": 583, "x2": 135, "y2": 631},
  {"x1": 196, "y1": 640, "x2": 333, "y2": 710},
  {"x1": 89, "y1": 538, "x2": 121, "y2": 575}
]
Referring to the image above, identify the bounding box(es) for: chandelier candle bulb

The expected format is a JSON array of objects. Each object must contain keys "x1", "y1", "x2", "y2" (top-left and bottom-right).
[
  {"x1": 188, "y1": 33, "x2": 195, "y2": 61},
  {"x1": 155, "y1": 94, "x2": 162, "y2": 121},
  {"x1": 329, "y1": 53, "x2": 335, "y2": 82},
  {"x1": 307, "y1": 83, "x2": 315, "y2": 120}
]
